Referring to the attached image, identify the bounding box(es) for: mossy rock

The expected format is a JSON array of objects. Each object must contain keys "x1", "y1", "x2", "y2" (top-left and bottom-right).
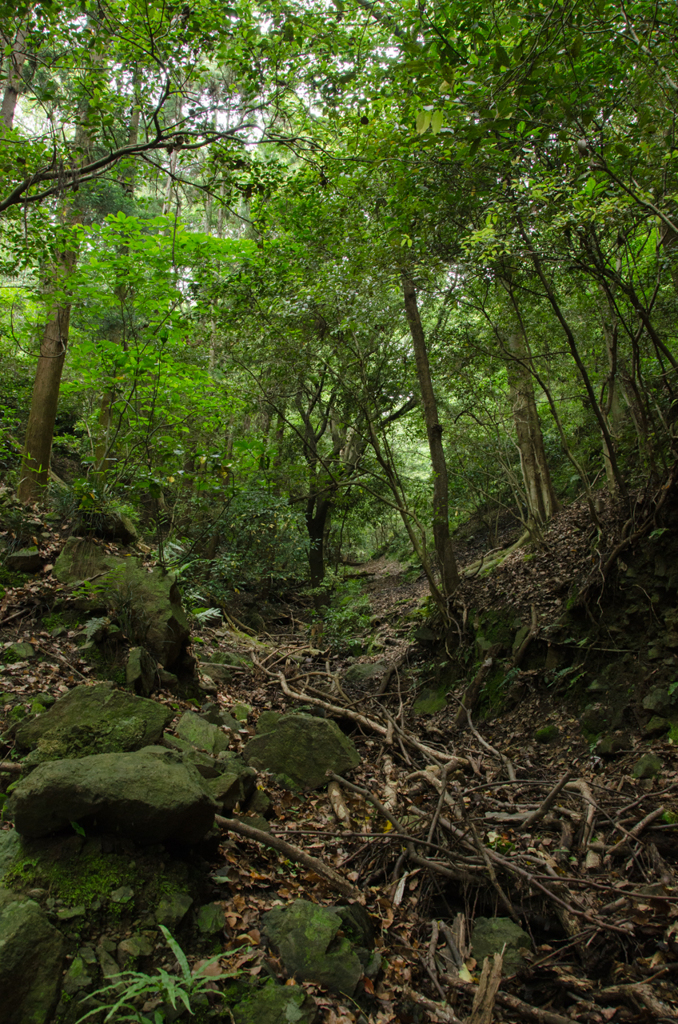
[
  {"x1": 632, "y1": 753, "x2": 662, "y2": 779},
  {"x1": 533, "y1": 725, "x2": 559, "y2": 744},
  {"x1": 15, "y1": 683, "x2": 172, "y2": 765},
  {"x1": 0, "y1": 886, "x2": 66, "y2": 1024},
  {"x1": 262, "y1": 899, "x2": 368, "y2": 995},
  {"x1": 243, "y1": 714, "x2": 359, "y2": 790},
  {"x1": 232, "y1": 980, "x2": 317, "y2": 1024},
  {"x1": 413, "y1": 686, "x2": 448, "y2": 716},
  {"x1": 471, "y1": 917, "x2": 532, "y2": 975},
  {"x1": 54, "y1": 538, "x2": 191, "y2": 673}
]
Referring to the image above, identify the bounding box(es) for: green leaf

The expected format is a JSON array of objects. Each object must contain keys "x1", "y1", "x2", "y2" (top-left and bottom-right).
[
  {"x1": 430, "y1": 110, "x2": 444, "y2": 134},
  {"x1": 415, "y1": 110, "x2": 431, "y2": 134}
]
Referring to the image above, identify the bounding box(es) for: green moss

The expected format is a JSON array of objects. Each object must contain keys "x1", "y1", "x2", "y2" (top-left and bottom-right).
[{"x1": 534, "y1": 725, "x2": 560, "y2": 743}]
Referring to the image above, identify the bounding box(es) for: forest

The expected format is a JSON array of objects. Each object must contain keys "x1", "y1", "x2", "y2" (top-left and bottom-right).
[{"x1": 0, "y1": 2, "x2": 677, "y2": 1024}]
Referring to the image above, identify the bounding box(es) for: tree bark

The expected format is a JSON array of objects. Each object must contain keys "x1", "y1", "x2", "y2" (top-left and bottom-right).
[
  {"x1": 401, "y1": 270, "x2": 459, "y2": 596},
  {"x1": 18, "y1": 239, "x2": 78, "y2": 502},
  {"x1": 1, "y1": 24, "x2": 27, "y2": 129},
  {"x1": 504, "y1": 330, "x2": 559, "y2": 526}
]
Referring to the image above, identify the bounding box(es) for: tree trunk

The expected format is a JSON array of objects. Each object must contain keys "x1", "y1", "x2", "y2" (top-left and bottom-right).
[
  {"x1": 505, "y1": 331, "x2": 559, "y2": 526},
  {"x1": 401, "y1": 270, "x2": 459, "y2": 596},
  {"x1": 307, "y1": 496, "x2": 330, "y2": 587},
  {"x1": 1, "y1": 24, "x2": 27, "y2": 129},
  {"x1": 18, "y1": 242, "x2": 78, "y2": 502}
]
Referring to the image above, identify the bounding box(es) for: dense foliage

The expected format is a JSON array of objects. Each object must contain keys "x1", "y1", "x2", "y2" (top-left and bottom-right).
[{"x1": 2, "y1": 0, "x2": 677, "y2": 614}]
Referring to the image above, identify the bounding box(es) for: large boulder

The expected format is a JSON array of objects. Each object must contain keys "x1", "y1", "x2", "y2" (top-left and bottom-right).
[
  {"x1": 14, "y1": 683, "x2": 172, "y2": 765},
  {"x1": 7, "y1": 747, "x2": 217, "y2": 845},
  {"x1": 262, "y1": 900, "x2": 375, "y2": 996},
  {"x1": 243, "y1": 714, "x2": 359, "y2": 790},
  {"x1": 0, "y1": 886, "x2": 66, "y2": 1024},
  {"x1": 54, "y1": 538, "x2": 191, "y2": 672}
]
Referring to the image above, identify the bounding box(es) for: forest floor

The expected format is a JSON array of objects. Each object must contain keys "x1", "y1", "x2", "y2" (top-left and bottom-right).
[{"x1": 1, "y1": 492, "x2": 677, "y2": 1024}]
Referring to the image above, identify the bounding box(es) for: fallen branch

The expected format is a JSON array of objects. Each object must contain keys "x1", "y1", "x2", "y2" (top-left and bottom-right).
[
  {"x1": 468, "y1": 953, "x2": 503, "y2": 1024},
  {"x1": 214, "y1": 814, "x2": 361, "y2": 901},
  {"x1": 520, "y1": 771, "x2": 573, "y2": 831},
  {"x1": 442, "y1": 973, "x2": 575, "y2": 1024},
  {"x1": 0, "y1": 762, "x2": 22, "y2": 774}
]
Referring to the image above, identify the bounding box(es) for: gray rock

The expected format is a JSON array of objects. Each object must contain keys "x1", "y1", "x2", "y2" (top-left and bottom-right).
[
  {"x1": 597, "y1": 731, "x2": 631, "y2": 756},
  {"x1": 206, "y1": 758, "x2": 257, "y2": 812},
  {"x1": 207, "y1": 651, "x2": 249, "y2": 669},
  {"x1": 533, "y1": 725, "x2": 559, "y2": 744},
  {"x1": 642, "y1": 687, "x2": 671, "y2": 714},
  {"x1": 200, "y1": 663, "x2": 233, "y2": 683},
  {"x1": 0, "y1": 829, "x2": 22, "y2": 881},
  {"x1": 643, "y1": 716, "x2": 671, "y2": 737},
  {"x1": 256, "y1": 711, "x2": 281, "y2": 734},
  {"x1": 126, "y1": 647, "x2": 157, "y2": 697},
  {"x1": 232, "y1": 981, "x2": 317, "y2": 1024},
  {"x1": 6, "y1": 642, "x2": 36, "y2": 661},
  {"x1": 15, "y1": 683, "x2": 172, "y2": 764},
  {"x1": 232, "y1": 703, "x2": 252, "y2": 722},
  {"x1": 471, "y1": 917, "x2": 533, "y2": 975},
  {"x1": 632, "y1": 753, "x2": 662, "y2": 779},
  {"x1": 156, "y1": 892, "x2": 193, "y2": 930},
  {"x1": 176, "y1": 711, "x2": 231, "y2": 755},
  {"x1": 344, "y1": 661, "x2": 388, "y2": 685},
  {"x1": 117, "y1": 934, "x2": 153, "y2": 966},
  {"x1": 196, "y1": 903, "x2": 224, "y2": 935},
  {"x1": 244, "y1": 714, "x2": 359, "y2": 790},
  {"x1": 54, "y1": 539, "x2": 191, "y2": 672},
  {"x1": 162, "y1": 734, "x2": 221, "y2": 777},
  {"x1": 245, "y1": 788, "x2": 271, "y2": 817},
  {"x1": 199, "y1": 704, "x2": 241, "y2": 731},
  {"x1": 7, "y1": 747, "x2": 217, "y2": 844},
  {"x1": 0, "y1": 886, "x2": 66, "y2": 1024},
  {"x1": 62, "y1": 956, "x2": 93, "y2": 995},
  {"x1": 262, "y1": 900, "x2": 368, "y2": 995},
  {"x1": 6, "y1": 547, "x2": 42, "y2": 573}
]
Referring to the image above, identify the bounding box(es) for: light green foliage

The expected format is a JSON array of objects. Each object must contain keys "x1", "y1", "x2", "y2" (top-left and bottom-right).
[
  {"x1": 76, "y1": 927, "x2": 236, "y2": 1024},
  {"x1": 313, "y1": 575, "x2": 372, "y2": 646}
]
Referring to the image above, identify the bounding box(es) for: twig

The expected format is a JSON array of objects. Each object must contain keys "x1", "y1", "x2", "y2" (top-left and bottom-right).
[
  {"x1": 442, "y1": 973, "x2": 575, "y2": 1024},
  {"x1": 0, "y1": 762, "x2": 22, "y2": 774},
  {"x1": 468, "y1": 953, "x2": 503, "y2": 1024},
  {"x1": 463, "y1": 706, "x2": 516, "y2": 781},
  {"x1": 403, "y1": 987, "x2": 462, "y2": 1024},
  {"x1": 520, "y1": 770, "x2": 573, "y2": 830},
  {"x1": 214, "y1": 814, "x2": 361, "y2": 901}
]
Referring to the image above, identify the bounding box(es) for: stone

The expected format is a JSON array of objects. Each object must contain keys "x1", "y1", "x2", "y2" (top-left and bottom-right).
[
  {"x1": 14, "y1": 683, "x2": 172, "y2": 764},
  {"x1": 243, "y1": 714, "x2": 360, "y2": 790},
  {"x1": 412, "y1": 687, "x2": 447, "y2": 716},
  {"x1": 53, "y1": 539, "x2": 191, "y2": 672},
  {"x1": 6, "y1": 642, "x2": 36, "y2": 661},
  {"x1": 232, "y1": 703, "x2": 252, "y2": 722},
  {"x1": 158, "y1": 667, "x2": 179, "y2": 688},
  {"x1": 7, "y1": 747, "x2": 217, "y2": 844},
  {"x1": 262, "y1": 900, "x2": 370, "y2": 995},
  {"x1": 206, "y1": 651, "x2": 250, "y2": 669},
  {"x1": 580, "y1": 705, "x2": 609, "y2": 736},
  {"x1": 155, "y1": 892, "x2": 193, "y2": 930},
  {"x1": 176, "y1": 711, "x2": 231, "y2": 755},
  {"x1": 62, "y1": 955, "x2": 93, "y2": 995},
  {"x1": 200, "y1": 663, "x2": 233, "y2": 683},
  {"x1": 0, "y1": 829, "x2": 22, "y2": 881},
  {"x1": 162, "y1": 734, "x2": 221, "y2": 777},
  {"x1": 95, "y1": 512, "x2": 138, "y2": 545},
  {"x1": 117, "y1": 934, "x2": 153, "y2": 966},
  {"x1": 206, "y1": 760, "x2": 257, "y2": 813},
  {"x1": 196, "y1": 903, "x2": 224, "y2": 935},
  {"x1": 232, "y1": 981, "x2": 317, "y2": 1024},
  {"x1": 343, "y1": 661, "x2": 388, "y2": 685},
  {"x1": 199, "y1": 704, "x2": 241, "y2": 731},
  {"x1": 534, "y1": 725, "x2": 559, "y2": 744},
  {"x1": 597, "y1": 731, "x2": 631, "y2": 756},
  {"x1": 245, "y1": 788, "x2": 271, "y2": 817},
  {"x1": 471, "y1": 917, "x2": 533, "y2": 975},
  {"x1": 632, "y1": 753, "x2": 662, "y2": 779},
  {"x1": 125, "y1": 647, "x2": 157, "y2": 697},
  {"x1": 0, "y1": 886, "x2": 66, "y2": 1024},
  {"x1": 6, "y1": 547, "x2": 42, "y2": 573},
  {"x1": 643, "y1": 716, "x2": 671, "y2": 737},
  {"x1": 642, "y1": 687, "x2": 671, "y2": 714},
  {"x1": 256, "y1": 711, "x2": 281, "y2": 734},
  {"x1": 110, "y1": 885, "x2": 134, "y2": 904}
]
